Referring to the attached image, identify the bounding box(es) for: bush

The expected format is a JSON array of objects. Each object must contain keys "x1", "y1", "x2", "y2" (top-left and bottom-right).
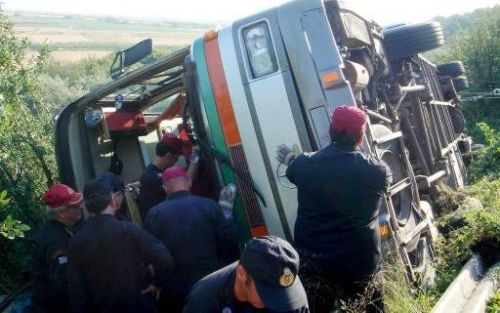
[
  {"x1": 467, "y1": 123, "x2": 500, "y2": 182},
  {"x1": 487, "y1": 292, "x2": 500, "y2": 313},
  {"x1": 0, "y1": 10, "x2": 55, "y2": 291},
  {"x1": 462, "y1": 98, "x2": 500, "y2": 143},
  {"x1": 0, "y1": 191, "x2": 31, "y2": 240}
]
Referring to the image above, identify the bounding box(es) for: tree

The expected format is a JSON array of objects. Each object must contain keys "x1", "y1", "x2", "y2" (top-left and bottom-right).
[
  {"x1": 0, "y1": 10, "x2": 56, "y2": 291},
  {"x1": 0, "y1": 191, "x2": 31, "y2": 240},
  {"x1": 432, "y1": 6, "x2": 500, "y2": 91},
  {"x1": 429, "y1": 6, "x2": 500, "y2": 145}
]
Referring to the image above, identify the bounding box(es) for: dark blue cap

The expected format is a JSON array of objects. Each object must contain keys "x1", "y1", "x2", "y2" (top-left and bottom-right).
[
  {"x1": 240, "y1": 236, "x2": 308, "y2": 311},
  {"x1": 99, "y1": 172, "x2": 125, "y2": 192},
  {"x1": 83, "y1": 179, "x2": 113, "y2": 214}
]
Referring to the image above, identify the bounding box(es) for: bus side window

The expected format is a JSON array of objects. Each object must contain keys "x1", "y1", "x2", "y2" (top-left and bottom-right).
[{"x1": 242, "y1": 22, "x2": 278, "y2": 79}]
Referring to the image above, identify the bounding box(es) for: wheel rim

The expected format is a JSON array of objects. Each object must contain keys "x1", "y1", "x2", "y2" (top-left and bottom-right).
[{"x1": 380, "y1": 150, "x2": 412, "y2": 225}]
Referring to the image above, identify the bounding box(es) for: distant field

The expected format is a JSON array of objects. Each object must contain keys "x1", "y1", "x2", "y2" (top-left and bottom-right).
[{"x1": 9, "y1": 12, "x2": 213, "y2": 62}]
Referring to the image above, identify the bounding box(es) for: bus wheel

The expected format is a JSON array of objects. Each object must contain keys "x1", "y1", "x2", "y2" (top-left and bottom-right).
[
  {"x1": 437, "y1": 61, "x2": 465, "y2": 77},
  {"x1": 383, "y1": 22, "x2": 444, "y2": 61}
]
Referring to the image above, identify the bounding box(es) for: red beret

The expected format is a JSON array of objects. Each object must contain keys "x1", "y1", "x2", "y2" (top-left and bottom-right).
[
  {"x1": 44, "y1": 184, "x2": 83, "y2": 208},
  {"x1": 331, "y1": 106, "x2": 367, "y2": 133},
  {"x1": 160, "y1": 132, "x2": 183, "y2": 153},
  {"x1": 162, "y1": 166, "x2": 188, "y2": 182}
]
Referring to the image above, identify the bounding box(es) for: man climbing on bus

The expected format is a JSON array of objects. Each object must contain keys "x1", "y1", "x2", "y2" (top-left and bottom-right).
[{"x1": 277, "y1": 105, "x2": 391, "y2": 313}]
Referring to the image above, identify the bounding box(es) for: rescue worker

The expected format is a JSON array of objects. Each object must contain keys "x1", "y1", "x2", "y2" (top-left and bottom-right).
[
  {"x1": 144, "y1": 166, "x2": 240, "y2": 312},
  {"x1": 183, "y1": 236, "x2": 310, "y2": 313},
  {"x1": 138, "y1": 132, "x2": 183, "y2": 218},
  {"x1": 98, "y1": 171, "x2": 126, "y2": 219},
  {"x1": 276, "y1": 105, "x2": 390, "y2": 312},
  {"x1": 31, "y1": 184, "x2": 84, "y2": 313},
  {"x1": 67, "y1": 179, "x2": 174, "y2": 313},
  {"x1": 138, "y1": 132, "x2": 200, "y2": 219}
]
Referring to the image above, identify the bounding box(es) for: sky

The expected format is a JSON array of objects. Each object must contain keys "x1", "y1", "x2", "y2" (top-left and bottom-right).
[{"x1": 2, "y1": 0, "x2": 499, "y2": 24}]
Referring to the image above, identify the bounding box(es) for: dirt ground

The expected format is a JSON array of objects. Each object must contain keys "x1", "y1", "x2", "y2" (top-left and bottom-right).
[
  {"x1": 13, "y1": 18, "x2": 205, "y2": 62},
  {"x1": 15, "y1": 26, "x2": 199, "y2": 46}
]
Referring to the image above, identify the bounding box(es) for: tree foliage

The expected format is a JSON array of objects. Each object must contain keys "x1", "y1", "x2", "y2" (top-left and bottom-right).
[
  {"x1": 0, "y1": 10, "x2": 55, "y2": 290},
  {"x1": 428, "y1": 5, "x2": 500, "y2": 149},
  {"x1": 431, "y1": 6, "x2": 500, "y2": 91},
  {"x1": 0, "y1": 191, "x2": 31, "y2": 240},
  {"x1": 467, "y1": 123, "x2": 500, "y2": 182},
  {"x1": 434, "y1": 5, "x2": 499, "y2": 38}
]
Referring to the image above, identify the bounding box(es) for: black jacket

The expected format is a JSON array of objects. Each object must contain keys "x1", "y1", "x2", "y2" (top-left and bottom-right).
[
  {"x1": 184, "y1": 263, "x2": 310, "y2": 313},
  {"x1": 144, "y1": 191, "x2": 240, "y2": 299},
  {"x1": 287, "y1": 143, "x2": 390, "y2": 280},
  {"x1": 138, "y1": 164, "x2": 164, "y2": 219},
  {"x1": 31, "y1": 219, "x2": 83, "y2": 313},
  {"x1": 67, "y1": 214, "x2": 174, "y2": 313}
]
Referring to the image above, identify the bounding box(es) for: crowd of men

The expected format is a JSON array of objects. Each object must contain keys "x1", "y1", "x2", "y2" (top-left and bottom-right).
[{"x1": 31, "y1": 106, "x2": 388, "y2": 313}]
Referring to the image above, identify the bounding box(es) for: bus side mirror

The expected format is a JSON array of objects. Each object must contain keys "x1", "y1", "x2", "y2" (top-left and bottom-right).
[{"x1": 110, "y1": 39, "x2": 153, "y2": 80}]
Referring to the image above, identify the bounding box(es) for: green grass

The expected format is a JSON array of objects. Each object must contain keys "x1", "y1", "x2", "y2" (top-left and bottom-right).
[
  {"x1": 487, "y1": 292, "x2": 500, "y2": 313},
  {"x1": 384, "y1": 178, "x2": 500, "y2": 312},
  {"x1": 384, "y1": 263, "x2": 434, "y2": 313}
]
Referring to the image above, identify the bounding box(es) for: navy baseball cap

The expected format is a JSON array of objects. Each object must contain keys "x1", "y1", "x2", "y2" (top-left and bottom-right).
[
  {"x1": 83, "y1": 179, "x2": 113, "y2": 214},
  {"x1": 98, "y1": 172, "x2": 125, "y2": 192},
  {"x1": 240, "y1": 236, "x2": 308, "y2": 311}
]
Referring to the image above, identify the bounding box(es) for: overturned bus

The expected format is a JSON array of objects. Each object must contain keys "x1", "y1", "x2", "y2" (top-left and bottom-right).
[{"x1": 55, "y1": 0, "x2": 471, "y2": 285}]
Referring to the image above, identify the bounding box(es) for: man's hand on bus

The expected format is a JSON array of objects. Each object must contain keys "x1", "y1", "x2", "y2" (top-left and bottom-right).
[
  {"x1": 219, "y1": 184, "x2": 237, "y2": 220},
  {"x1": 276, "y1": 144, "x2": 297, "y2": 166}
]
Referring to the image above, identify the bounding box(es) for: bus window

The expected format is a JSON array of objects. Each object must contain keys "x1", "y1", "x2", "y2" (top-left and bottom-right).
[{"x1": 242, "y1": 22, "x2": 278, "y2": 79}]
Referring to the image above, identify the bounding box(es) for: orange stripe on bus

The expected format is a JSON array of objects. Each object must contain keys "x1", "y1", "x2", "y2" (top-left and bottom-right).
[
  {"x1": 204, "y1": 38, "x2": 241, "y2": 146},
  {"x1": 251, "y1": 225, "x2": 268, "y2": 237}
]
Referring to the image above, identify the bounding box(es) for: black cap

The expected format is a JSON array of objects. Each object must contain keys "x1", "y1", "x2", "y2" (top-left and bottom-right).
[
  {"x1": 99, "y1": 172, "x2": 125, "y2": 192},
  {"x1": 240, "y1": 236, "x2": 308, "y2": 311},
  {"x1": 83, "y1": 179, "x2": 113, "y2": 214}
]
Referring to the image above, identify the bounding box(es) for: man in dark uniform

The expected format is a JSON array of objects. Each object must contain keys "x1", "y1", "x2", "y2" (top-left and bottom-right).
[
  {"x1": 183, "y1": 236, "x2": 310, "y2": 313},
  {"x1": 144, "y1": 166, "x2": 240, "y2": 312},
  {"x1": 31, "y1": 184, "x2": 84, "y2": 313},
  {"x1": 277, "y1": 105, "x2": 390, "y2": 312},
  {"x1": 67, "y1": 179, "x2": 174, "y2": 313},
  {"x1": 138, "y1": 132, "x2": 183, "y2": 219},
  {"x1": 99, "y1": 171, "x2": 127, "y2": 219}
]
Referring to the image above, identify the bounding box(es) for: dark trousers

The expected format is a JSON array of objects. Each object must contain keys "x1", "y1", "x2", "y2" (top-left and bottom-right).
[{"x1": 157, "y1": 280, "x2": 192, "y2": 313}]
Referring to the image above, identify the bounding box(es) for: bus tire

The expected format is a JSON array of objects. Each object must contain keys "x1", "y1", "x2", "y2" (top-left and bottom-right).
[
  {"x1": 437, "y1": 61, "x2": 465, "y2": 77},
  {"x1": 452, "y1": 76, "x2": 469, "y2": 92},
  {"x1": 383, "y1": 22, "x2": 444, "y2": 61}
]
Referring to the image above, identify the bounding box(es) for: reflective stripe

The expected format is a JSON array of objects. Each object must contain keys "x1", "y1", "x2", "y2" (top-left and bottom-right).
[
  {"x1": 204, "y1": 39, "x2": 241, "y2": 146},
  {"x1": 203, "y1": 36, "x2": 268, "y2": 238},
  {"x1": 193, "y1": 38, "x2": 252, "y2": 240}
]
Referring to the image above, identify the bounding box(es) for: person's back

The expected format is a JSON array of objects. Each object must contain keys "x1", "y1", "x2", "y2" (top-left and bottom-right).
[
  {"x1": 68, "y1": 179, "x2": 174, "y2": 313},
  {"x1": 69, "y1": 216, "x2": 163, "y2": 312},
  {"x1": 279, "y1": 106, "x2": 390, "y2": 312},
  {"x1": 145, "y1": 191, "x2": 218, "y2": 270},
  {"x1": 144, "y1": 167, "x2": 239, "y2": 311},
  {"x1": 138, "y1": 163, "x2": 165, "y2": 217},
  {"x1": 287, "y1": 143, "x2": 388, "y2": 278},
  {"x1": 277, "y1": 106, "x2": 391, "y2": 312}
]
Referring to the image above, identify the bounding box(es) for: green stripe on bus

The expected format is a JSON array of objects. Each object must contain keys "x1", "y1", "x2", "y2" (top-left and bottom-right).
[{"x1": 193, "y1": 38, "x2": 251, "y2": 240}]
